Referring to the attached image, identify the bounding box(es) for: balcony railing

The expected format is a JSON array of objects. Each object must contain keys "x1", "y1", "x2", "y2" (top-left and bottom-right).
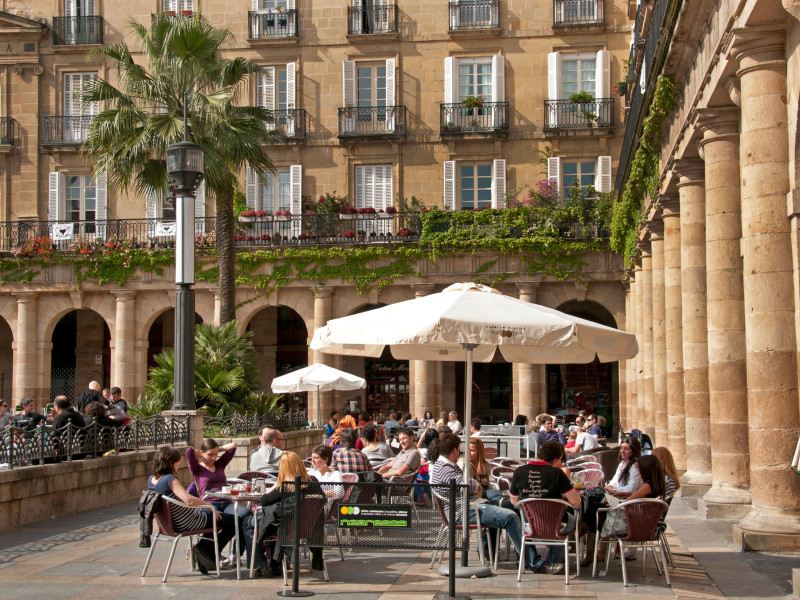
[
  {"x1": 448, "y1": 0, "x2": 500, "y2": 30},
  {"x1": 553, "y1": 0, "x2": 604, "y2": 25},
  {"x1": 0, "y1": 118, "x2": 16, "y2": 145},
  {"x1": 338, "y1": 105, "x2": 407, "y2": 140},
  {"x1": 440, "y1": 102, "x2": 509, "y2": 135},
  {"x1": 543, "y1": 98, "x2": 614, "y2": 129},
  {"x1": 347, "y1": 4, "x2": 398, "y2": 34},
  {"x1": 269, "y1": 108, "x2": 307, "y2": 140},
  {"x1": 248, "y1": 10, "x2": 298, "y2": 39},
  {"x1": 52, "y1": 16, "x2": 104, "y2": 45},
  {"x1": 42, "y1": 115, "x2": 93, "y2": 144}
]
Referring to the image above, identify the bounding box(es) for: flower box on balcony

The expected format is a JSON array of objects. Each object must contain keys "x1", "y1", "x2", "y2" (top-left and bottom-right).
[
  {"x1": 378, "y1": 213, "x2": 393, "y2": 219},
  {"x1": 340, "y1": 213, "x2": 357, "y2": 220},
  {"x1": 239, "y1": 216, "x2": 255, "y2": 223}
]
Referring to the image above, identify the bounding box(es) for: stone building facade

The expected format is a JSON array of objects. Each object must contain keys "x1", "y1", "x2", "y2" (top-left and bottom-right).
[
  {"x1": 617, "y1": 0, "x2": 800, "y2": 551},
  {"x1": 0, "y1": 2, "x2": 632, "y2": 426}
]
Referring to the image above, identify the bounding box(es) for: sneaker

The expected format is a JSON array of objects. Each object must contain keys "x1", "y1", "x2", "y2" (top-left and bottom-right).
[
  {"x1": 526, "y1": 556, "x2": 547, "y2": 573},
  {"x1": 546, "y1": 563, "x2": 565, "y2": 575}
]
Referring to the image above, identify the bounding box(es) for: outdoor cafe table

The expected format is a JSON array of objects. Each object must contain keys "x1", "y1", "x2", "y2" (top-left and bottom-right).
[{"x1": 205, "y1": 489, "x2": 262, "y2": 580}]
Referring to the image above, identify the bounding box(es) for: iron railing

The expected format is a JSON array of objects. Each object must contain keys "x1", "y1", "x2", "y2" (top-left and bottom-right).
[
  {"x1": 269, "y1": 108, "x2": 307, "y2": 140},
  {"x1": 448, "y1": 0, "x2": 500, "y2": 30},
  {"x1": 248, "y1": 9, "x2": 298, "y2": 39},
  {"x1": 425, "y1": 210, "x2": 610, "y2": 241},
  {"x1": 202, "y1": 410, "x2": 307, "y2": 438},
  {"x1": 0, "y1": 117, "x2": 15, "y2": 145},
  {"x1": 42, "y1": 115, "x2": 93, "y2": 144},
  {"x1": 615, "y1": 0, "x2": 669, "y2": 193},
  {"x1": 347, "y1": 4, "x2": 398, "y2": 34},
  {"x1": 440, "y1": 102, "x2": 509, "y2": 135},
  {"x1": 338, "y1": 105, "x2": 407, "y2": 140},
  {"x1": 543, "y1": 98, "x2": 614, "y2": 129},
  {"x1": 553, "y1": 0, "x2": 604, "y2": 25},
  {"x1": 0, "y1": 415, "x2": 189, "y2": 469},
  {"x1": 52, "y1": 16, "x2": 104, "y2": 45}
]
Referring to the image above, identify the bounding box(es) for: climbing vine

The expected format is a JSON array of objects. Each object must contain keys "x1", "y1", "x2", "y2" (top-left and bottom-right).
[{"x1": 610, "y1": 75, "x2": 677, "y2": 267}]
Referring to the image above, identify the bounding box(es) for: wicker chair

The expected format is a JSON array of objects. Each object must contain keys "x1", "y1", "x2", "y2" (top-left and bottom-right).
[
  {"x1": 430, "y1": 493, "x2": 496, "y2": 569},
  {"x1": 516, "y1": 498, "x2": 581, "y2": 585}
]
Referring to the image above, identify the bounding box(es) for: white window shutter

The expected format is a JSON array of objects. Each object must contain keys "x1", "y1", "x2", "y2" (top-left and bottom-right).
[
  {"x1": 547, "y1": 52, "x2": 561, "y2": 100},
  {"x1": 95, "y1": 170, "x2": 107, "y2": 239},
  {"x1": 382, "y1": 165, "x2": 393, "y2": 212},
  {"x1": 548, "y1": 157, "x2": 561, "y2": 198},
  {"x1": 596, "y1": 156, "x2": 612, "y2": 193},
  {"x1": 49, "y1": 172, "x2": 63, "y2": 221},
  {"x1": 351, "y1": 0, "x2": 363, "y2": 32},
  {"x1": 342, "y1": 61, "x2": 356, "y2": 107},
  {"x1": 385, "y1": 58, "x2": 396, "y2": 131},
  {"x1": 290, "y1": 165, "x2": 302, "y2": 238},
  {"x1": 286, "y1": 62, "x2": 296, "y2": 109},
  {"x1": 355, "y1": 166, "x2": 365, "y2": 210},
  {"x1": 596, "y1": 50, "x2": 610, "y2": 99},
  {"x1": 259, "y1": 67, "x2": 275, "y2": 110},
  {"x1": 63, "y1": 74, "x2": 73, "y2": 116},
  {"x1": 491, "y1": 159, "x2": 506, "y2": 208},
  {"x1": 640, "y1": 56, "x2": 647, "y2": 94},
  {"x1": 65, "y1": 0, "x2": 76, "y2": 17},
  {"x1": 286, "y1": 0, "x2": 295, "y2": 8},
  {"x1": 252, "y1": 0, "x2": 259, "y2": 10},
  {"x1": 195, "y1": 182, "x2": 205, "y2": 234},
  {"x1": 245, "y1": 166, "x2": 257, "y2": 209},
  {"x1": 444, "y1": 57, "x2": 455, "y2": 104},
  {"x1": 363, "y1": 166, "x2": 374, "y2": 209},
  {"x1": 86, "y1": 0, "x2": 95, "y2": 16},
  {"x1": 443, "y1": 161, "x2": 456, "y2": 210},
  {"x1": 491, "y1": 54, "x2": 504, "y2": 103}
]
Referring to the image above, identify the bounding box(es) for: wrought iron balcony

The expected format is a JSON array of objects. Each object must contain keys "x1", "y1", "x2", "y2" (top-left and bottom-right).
[
  {"x1": 269, "y1": 109, "x2": 307, "y2": 141},
  {"x1": 347, "y1": 4, "x2": 398, "y2": 34},
  {"x1": 52, "y1": 16, "x2": 104, "y2": 45},
  {"x1": 338, "y1": 105, "x2": 407, "y2": 141},
  {"x1": 543, "y1": 98, "x2": 614, "y2": 130},
  {"x1": 0, "y1": 118, "x2": 16, "y2": 146},
  {"x1": 42, "y1": 116, "x2": 93, "y2": 144},
  {"x1": 248, "y1": 10, "x2": 298, "y2": 39},
  {"x1": 449, "y1": 0, "x2": 500, "y2": 30},
  {"x1": 553, "y1": 0, "x2": 604, "y2": 25},
  {"x1": 440, "y1": 102, "x2": 509, "y2": 136}
]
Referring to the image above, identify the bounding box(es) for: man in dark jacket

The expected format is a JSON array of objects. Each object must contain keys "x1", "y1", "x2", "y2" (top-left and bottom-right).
[
  {"x1": 77, "y1": 381, "x2": 105, "y2": 413},
  {"x1": 51, "y1": 396, "x2": 85, "y2": 430}
]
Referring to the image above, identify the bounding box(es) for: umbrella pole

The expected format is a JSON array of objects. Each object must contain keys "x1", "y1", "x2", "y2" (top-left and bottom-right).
[
  {"x1": 317, "y1": 385, "x2": 321, "y2": 430},
  {"x1": 462, "y1": 344, "x2": 474, "y2": 569}
]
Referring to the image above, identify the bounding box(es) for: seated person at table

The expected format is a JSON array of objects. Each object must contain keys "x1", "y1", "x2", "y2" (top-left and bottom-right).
[
  {"x1": 327, "y1": 414, "x2": 357, "y2": 450},
  {"x1": 509, "y1": 441, "x2": 581, "y2": 574},
  {"x1": 106, "y1": 387, "x2": 128, "y2": 420},
  {"x1": 148, "y1": 446, "x2": 236, "y2": 574},
  {"x1": 404, "y1": 412, "x2": 418, "y2": 427},
  {"x1": 623, "y1": 455, "x2": 665, "y2": 501},
  {"x1": 383, "y1": 412, "x2": 401, "y2": 434},
  {"x1": 377, "y1": 427, "x2": 421, "y2": 479},
  {"x1": 250, "y1": 425, "x2": 284, "y2": 472},
  {"x1": 651, "y1": 446, "x2": 681, "y2": 502},
  {"x1": 83, "y1": 401, "x2": 125, "y2": 428},
  {"x1": 457, "y1": 437, "x2": 502, "y2": 502},
  {"x1": 11, "y1": 398, "x2": 47, "y2": 435},
  {"x1": 540, "y1": 416, "x2": 567, "y2": 445},
  {"x1": 51, "y1": 396, "x2": 86, "y2": 430},
  {"x1": 432, "y1": 434, "x2": 536, "y2": 571},
  {"x1": 359, "y1": 423, "x2": 393, "y2": 462},
  {"x1": 564, "y1": 429, "x2": 578, "y2": 451},
  {"x1": 307, "y1": 444, "x2": 344, "y2": 511},
  {"x1": 605, "y1": 435, "x2": 642, "y2": 498},
  {"x1": 446, "y1": 411, "x2": 463, "y2": 434},
  {"x1": 470, "y1": 418, "x2": 484, "y2": 437},
  {"x1": 417, "y1": 427, "x2": 439, "y2": 460},
  {"x1": 586, "y1": 414, "x2": 604, "y2": 438},
  {"x1": 325, "y1": 411, "x2": 339, "y2": 438},
  {"x1": 331, "y1": 428, "x2": 372, "y2": 473}
]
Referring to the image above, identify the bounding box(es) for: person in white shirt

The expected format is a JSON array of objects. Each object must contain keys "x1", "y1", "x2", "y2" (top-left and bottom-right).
[
  {"x1": 447, "y1": 411, "x2": 463, "y2": 434},
  {"x1": 307, "y1": 444, "x2": 344, "y2": 510},
  {"x1": 605, "y1": 436, "x2": 643, "y2": 497},
  {"x1": 469, "y1": 417, "x2": 484, "y2": 437}
]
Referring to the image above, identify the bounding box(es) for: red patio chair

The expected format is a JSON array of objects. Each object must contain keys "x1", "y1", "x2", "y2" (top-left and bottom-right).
[
  {"x1": 573, "y1": 468, "x2": 604, "y2": 489},
  {"x1": 430, "y1": 493, "x2": 496, "y2": 570},
  {"x1": 516, "y1": 498, "x2": 581, "y2": 585},
  {"x1": 281, "y1": 494, "x2": 329, "y2": 585}
]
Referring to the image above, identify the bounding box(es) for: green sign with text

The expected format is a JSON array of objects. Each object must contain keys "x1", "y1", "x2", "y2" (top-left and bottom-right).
[{"x1": 336, "y1": 504, "x2": 411, "y2": 528}]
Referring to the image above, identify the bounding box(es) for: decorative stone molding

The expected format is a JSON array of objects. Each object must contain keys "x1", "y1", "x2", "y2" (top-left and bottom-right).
[
  {"x1": 673, "y1": 158, "x2": 706, "y2": 185},
  {"x1": 312, "y1": 285, "x2": 334, "y2": 298},
  {"x1": 658, "y1": 194, "x2": 680, "y2": 217},
  {"x1": 782, "y1": 0, "x2": 800, "y2": 20},
  {"x1": 724, "y1": 77, "x2": 741, "y2": 107},
  {"x1": 12, "y1": 63, "x2": 43, "y2": 75},
  {"x1": 730, "y1": 27, "x2": 786, "y2": 75}
]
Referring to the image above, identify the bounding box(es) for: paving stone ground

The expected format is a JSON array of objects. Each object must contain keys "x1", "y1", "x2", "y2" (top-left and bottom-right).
[{"x1": 0, "y1": 496, "x2": 796, "y2": 600}]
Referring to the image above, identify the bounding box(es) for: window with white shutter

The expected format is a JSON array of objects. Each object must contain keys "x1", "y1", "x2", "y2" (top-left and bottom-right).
[
  {"x1": 443, "y1": 56, "x2": 503, "y2": 130},
  {"x1": 162, "y1": 0, "x2": 193, "y2": 13},
  {"x1": 63, "y1": 72, "x2": 97, "y2": 142},
  {"x1": 561, "y1": 160, "x2": 596, "y2": 199},
  {"x1": 355, "y1": 165, "x2": 393, "y2": 210},
  {"x1": 596, "y1": 156, "x2": 612, "y2": 193},
  {"x1": 64, "y1": 0, "x2": 95, "y2": 16},
  {"x1": 547, "y1": 157, "x2": 561, "y2": 197},
  {"x1": 195, "y1": 182, "x2": 206, "y2": 234},
  {"x1": 444, "y1": 160, "x2": 506, "y2": 210}
]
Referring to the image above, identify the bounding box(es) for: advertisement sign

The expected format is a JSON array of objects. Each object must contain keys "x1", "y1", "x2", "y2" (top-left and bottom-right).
[{"x1": 337, "y1": 504, "x2": 411, "y2": 528}]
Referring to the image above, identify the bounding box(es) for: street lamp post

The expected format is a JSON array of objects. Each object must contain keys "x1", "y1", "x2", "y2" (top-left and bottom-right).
[{"x1": 165, "y1": 140, "x2": 204, "y2": 410}]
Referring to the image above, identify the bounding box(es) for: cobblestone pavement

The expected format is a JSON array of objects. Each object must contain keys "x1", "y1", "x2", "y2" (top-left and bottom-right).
[{"x1": 0, "y1": 496, "x2": 795, "y2": 600}]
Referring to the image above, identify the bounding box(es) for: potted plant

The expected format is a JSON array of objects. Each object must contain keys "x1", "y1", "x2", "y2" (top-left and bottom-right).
[
  {"x1": 339, "y1": 206, "x2": 358, "y2": 220},
  {"x1": 568, "y1": 91, "x2": 595, "y2": 104},
  {"x1": 356, "y1": 229, "x2": 367, "y2": 240},
  {"x1": 462, "y1": 96, "x2": 484, "y2": 109},
  {"x1": 379, "y1": 206, "x2": 397, "y2": 218},
  {"x1": 358, "y1": 207, "x2": 376, "y2": 215},
  {"x1": 343, "y1": 230, "x2": 355, "y2": 239},
  {"x1": 239, "y1": 209, "x2": 258, "y2": 223},
  {"x1": 274, "y1": 210, "x2": 292, "y2": 221}
]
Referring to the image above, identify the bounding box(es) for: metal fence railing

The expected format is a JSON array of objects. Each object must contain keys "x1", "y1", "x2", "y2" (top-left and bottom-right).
[
  {"x1": 337, "y1": 105, "x2": 407, "y2": 139},
  {"x1": 0, "y1": 415, "x2": 189, "y2": 469},
  {"x1": 544, "y1": 98, "x2": 614, "y2": 129},
  {"x1": 202, "y1": 410, "x2": 307, "y2": 438},
  {"x1": 42, "y1": 115, "x2": 93, "y2": 144},
  {"x1": 52, "y1": 16, "x2": 104, "y2": 45},
  {"x1": 247, "y1": 9, "x2": 298, "y2": 39},
  {"x1": 440, "y1": 101, "x2": 509, "y2": 134},
  {"x1": 347, "y1": 4, "x2": 398, "y2": 34},
  {"x1": 0, "y1": 117, "x2": 15, "y2": 146},
  {"x1": 553, "y1": 0, "x2": 604, "y2": 25},
  {"x1": 268, "y1": 108, "x2": 307, "y2": 140},
  {"x1": 448, "y1": 0, "x2": 500, "y2": 30}
]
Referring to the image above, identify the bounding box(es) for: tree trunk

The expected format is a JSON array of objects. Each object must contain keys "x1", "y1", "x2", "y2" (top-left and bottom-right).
[{"x1": 216, "y1": 184, "x2": 236, "y2": 324}]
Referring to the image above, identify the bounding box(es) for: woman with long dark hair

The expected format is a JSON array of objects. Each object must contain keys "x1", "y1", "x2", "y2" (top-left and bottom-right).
[
  {"x1": 605, "y1": 436, "x2": 642, "y2": 498},
  {"x1": 625, "y1": 455, "x2": 666, "y2": 501}
]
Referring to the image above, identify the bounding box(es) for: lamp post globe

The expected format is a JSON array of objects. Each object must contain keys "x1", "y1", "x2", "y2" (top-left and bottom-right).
[{"x1": 166, "y1": 139, "x2": 204, "y2": 411}]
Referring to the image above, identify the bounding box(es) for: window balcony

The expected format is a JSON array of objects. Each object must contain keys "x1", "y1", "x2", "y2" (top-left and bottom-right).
[
  {"x1": 151, "y1": 11, "x2": 197, "y2": 25},
  {"x1": 52, "y1": 16, "x2": 104, "y2": 45},
  {"x1": 553, "y1": 0, "x2": 604, "y2": 26},
  {"x1": 439, "y1": 102, "x2": 509, "y2": 137},
  {"x1": 337, "y1": 105, "x2": 407, "y2": 142},
  {"x1": 248, "y1": 10, "x2": 297, "y2": 40},
  {"x1": 347, "y1": 4, "x2": 398, "y2": 35},
  {"x1": 0, "y1": 118, "x2": 16, "y2": 147},
  {"x1": 42, "y1": 116, "x2": 93, "y2": 145},
  {"x1": 269, "y1": 109, "x2": 307, "y2": 142},
  {"x1": 449, "y1": 0, "x2": 500, "y2": 31},
  {"x1": 543, "y1": 98, "x2": 614, "y2": 130}
]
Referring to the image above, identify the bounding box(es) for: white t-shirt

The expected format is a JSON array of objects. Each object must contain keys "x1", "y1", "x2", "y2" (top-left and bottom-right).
[
  {"x1": 448, "y1": 420, "x2": 463, "y2": 434},
  {"x1": 576, "y1": 431, "x2": 601, "y2": 451}
]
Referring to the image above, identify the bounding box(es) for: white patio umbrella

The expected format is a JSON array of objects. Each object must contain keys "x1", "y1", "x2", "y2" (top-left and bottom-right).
[
  {"x1": 311, "y1": 282, "x2": 638, "y2": 481},
  {"x1": 271, "y1": 362, "x2": 366, "y2": 428}
]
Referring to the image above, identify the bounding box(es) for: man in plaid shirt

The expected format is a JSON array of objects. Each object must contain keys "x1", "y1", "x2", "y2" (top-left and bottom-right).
[{"x1": 332, "y1": 428, "x2": 373, "y2": 473}]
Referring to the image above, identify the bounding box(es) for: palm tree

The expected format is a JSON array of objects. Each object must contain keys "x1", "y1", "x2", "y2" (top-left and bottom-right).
[{"x1": 83, "y1": 14, "x2": 280, "y2": 323}]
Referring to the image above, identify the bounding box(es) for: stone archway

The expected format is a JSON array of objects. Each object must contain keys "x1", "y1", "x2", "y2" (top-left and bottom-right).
[
  {"x1": 50, "y1": 309, "x2": 111, "y2": 401},
  {"x1": 146, "y1": 309, "x2": 203, "y2": 370}
]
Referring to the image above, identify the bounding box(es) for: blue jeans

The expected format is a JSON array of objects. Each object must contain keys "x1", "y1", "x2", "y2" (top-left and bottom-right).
[
  {"x1": 469, "y1": 503, "x2": 537, "y2": 568},
  {"x1": 220, "y1": 502, "x2": 268, "y2": 570}
]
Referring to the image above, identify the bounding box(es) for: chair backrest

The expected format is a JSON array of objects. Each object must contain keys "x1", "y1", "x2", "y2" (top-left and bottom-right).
[
  {"x1": 499, "y1": 458, "x2": 523, "y2": 468},
  {"x1": 152, "y1": 496, "x2": 179, "y2": 537},
  {"x1": 284, "y1": 495, "x2": 326, "y2": 543},
  {"x1": 490, "y1": 466, "x2": 515, "y2": 481},
  {"x1": 186, "y1": 481, "x2": 199, "y2": 497},
  {"x1": 483, "y1": 445, "x2": 499, "y2": 460},
  {"x1": 495, "y1": 476, "x2": 511, "y2": 491},
  {"x1": 574, "y1": 468, "x2": 604, "y2": 489},
  {"x1": 518, "y1": 498, "x2": 570, "y2": 541},
  {"x1": 237, "y1": 470, "x2": 271, "y2": 481},
  {"x1": 620, "y1": 499, "x2": 668, "y2": 542}
]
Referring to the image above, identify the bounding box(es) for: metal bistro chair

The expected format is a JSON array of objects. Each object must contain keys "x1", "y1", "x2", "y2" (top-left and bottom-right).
[
  {"x1": 490, "y1": 466, "x2": 515, "y2": 484},
  {"x1": 386, "y1": 469, "x2": 421, "y2": 521},
  {"x1": 567, "y1": 455, "x2": 599, "y2": 466},
  {"x1": 141, "y1": 495, "x2": 221, "y2": 582},
  {"x1": 324, "y1": 473, "x2": 359, "y2": 560},
  {"x1": 281, "y1": 494, "x2": 329, "y2": 585},
  {"x1": 592, "y1": 498, "x2": 670, "y2": 588},
  {"x1": 236, "y1": 470, "x2": 273, "y2": 481},
  {"x1": 430, "y1": 493, "x2": 497, "y2": 570},
  {"x1": 572, "y1": 468, "x2": 604, "y2": 490},
  {"x1": 517, "y1": 498, "x2": 581, "y2": 585}
]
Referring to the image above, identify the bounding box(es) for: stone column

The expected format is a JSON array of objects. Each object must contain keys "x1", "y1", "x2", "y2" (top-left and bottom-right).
[
  {"x1": 650, "y1": 218, "x2": 667, "y2": 446},
  {"x1": 661, "y1": 195, "x2": 686, "y2": 470},
  {"x1": 111, "y1": 290, "x2": 137, "y2": 394},
  {"x1": 732, "y1": 31, "x2": 800, "y2": 550},
  {"x1": 626, "y1": 276, "x2": 638, "y2": 430},
  {"x1": 513, "y1": 282, "x2": 544, "y2": 420},
  {"x1": 312, "y1": 286, "x2": 335, "y2": 427},
  {"x1": 212, "y1": 290, "x2": 222, "y2": 326},
  {"x1": 13, "y1": 292, "x2": 38, "y2": 404},
  {"x1": 696, "y1": 107, "x2": 751, "y2": 518},
  {"x1": 639, "y1": 240, "x2": 654, "y2": 440},
  {"x1": 633, "y1": 262, "x2": 645, "y2": 431},
  {"x1": 411, "y1": 284, "x2": 437, "y2": 420},
  {"x1": 674, "y1": 158, "x2": 713, "y2": 496}
]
